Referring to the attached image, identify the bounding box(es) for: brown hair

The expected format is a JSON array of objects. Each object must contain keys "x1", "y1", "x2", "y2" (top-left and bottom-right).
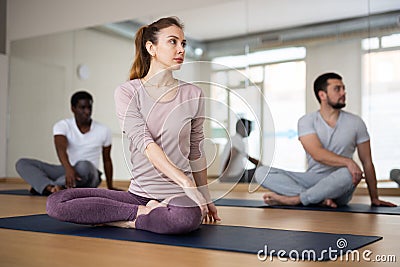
[{"x1": 129, "y1": 17, "x2": 184, "y2": 80}]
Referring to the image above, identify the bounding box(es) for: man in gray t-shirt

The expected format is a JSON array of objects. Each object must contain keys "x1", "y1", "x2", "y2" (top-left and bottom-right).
[{"x1": 255, "y1": 73, "x2": 396, "y2": 208}]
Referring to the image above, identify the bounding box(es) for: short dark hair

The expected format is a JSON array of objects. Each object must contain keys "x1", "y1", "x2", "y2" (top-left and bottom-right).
[
  {"x1": 236, "y1": 118, "x2": 252, "y2": 136},
  {"x1": 70, "y1": 91, "x2": 93, "y2": 107},
  {"x1": 313, "y1": 73, "x2": 342, "y2": 103}
]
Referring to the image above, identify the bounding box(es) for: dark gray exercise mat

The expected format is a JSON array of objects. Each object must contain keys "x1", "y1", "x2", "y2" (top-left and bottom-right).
[
  {"x1": 0, "y1": 189, "x2": 37, "y2": 196},
  {"x1": 0, "y1": 214, "x2": 381, "y2": 261},
  {"x1": 213, "y1": 198, "x2": 400, "y2": 215}
]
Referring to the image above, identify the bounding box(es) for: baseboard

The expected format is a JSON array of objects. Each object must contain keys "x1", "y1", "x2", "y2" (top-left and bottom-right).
[
  {"x1": 354, "y1": 187, "x2": 400, "y2": 196},
  {"x1": 0, "y1": 177, "x2": 26, "y2": 183},
  {"x1": 2, "y1": 177, "x2": 399, "y2": 196}
]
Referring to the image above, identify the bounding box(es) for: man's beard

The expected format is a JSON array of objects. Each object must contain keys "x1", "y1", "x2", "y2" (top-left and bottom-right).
[{"x1": 327, "y1": 97, "x2": 346, "y2": 109}]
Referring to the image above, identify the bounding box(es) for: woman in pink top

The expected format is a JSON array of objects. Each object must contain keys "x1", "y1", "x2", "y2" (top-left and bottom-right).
[{"x1": 47, "y1": 17, "x2": 220, "y2": 234}]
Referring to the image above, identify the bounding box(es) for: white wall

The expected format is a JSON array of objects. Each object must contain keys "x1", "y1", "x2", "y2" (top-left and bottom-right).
[
  {"x1": 7, "y1": 0, "x2": 223, "y2": 41},
  {"x1": 306, "y1": 39, "x2": 362, "y2": 115},
  {"x1": 0, "y1": 54, "x2": 8, "y2": 177}
]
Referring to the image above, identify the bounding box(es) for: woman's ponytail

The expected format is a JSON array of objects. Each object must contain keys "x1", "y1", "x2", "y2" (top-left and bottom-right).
[{"x1": 129, "y1": 26, "x2": 151, "y2": 80}]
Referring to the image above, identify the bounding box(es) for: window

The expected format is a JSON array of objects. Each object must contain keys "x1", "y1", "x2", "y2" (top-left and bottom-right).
[
  {"x1": 210, "y1": 47, "x2": 306, "y2": 173},
  {"x1": 362, "y1": 33, "x2": 400, "y2": 179},
  {"x1": 263, "y1": 61, "x2": 306, "y2": 171}
]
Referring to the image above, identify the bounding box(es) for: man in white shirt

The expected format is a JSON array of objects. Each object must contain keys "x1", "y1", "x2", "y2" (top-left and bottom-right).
[
  {"x1": 390, "y1": 169, "x2": 400, "y2": 187},
  {"x1": 16, "y1": 91, "x2": 117, "y2": 195},
  {"x1": 220, "y1": 118, "x2": 260, "y2": 183}
]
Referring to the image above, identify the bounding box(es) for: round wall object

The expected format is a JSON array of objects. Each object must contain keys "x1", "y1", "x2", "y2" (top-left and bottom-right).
[{"x1": 77, "y1": 64, "x2": 90, "y2": 80}]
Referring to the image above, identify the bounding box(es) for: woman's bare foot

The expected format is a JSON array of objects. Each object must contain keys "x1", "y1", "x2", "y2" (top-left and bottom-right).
[
  {"x1": 105, "y1": 200, "x2": 167, "y2": 229},
  {"x1": 146, "y1": 199, "x2": 167, "y2": 209},
  {"x1": 263, "y1": 192, "x2": 301, "y2": 206},
  {"x1": 104, "y1": 221, "x2": 136, "y2": 228},
  {"x1": 320, "y1": 199, "x2": 337, "y2": 208}
]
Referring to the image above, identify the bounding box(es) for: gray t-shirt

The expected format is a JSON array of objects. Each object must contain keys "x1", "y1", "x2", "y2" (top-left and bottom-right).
[
  {"x1": 115, "y1": 79, "x2": 205, "y2": 200},
  {"x1": 297, "y1": 110, "x2": 370, "y2": 173}
]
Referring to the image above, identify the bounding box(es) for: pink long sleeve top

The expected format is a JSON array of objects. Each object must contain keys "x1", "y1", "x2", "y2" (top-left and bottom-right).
[{"x1": 114, "y1": 79, "x2": 205, "y2": 199}]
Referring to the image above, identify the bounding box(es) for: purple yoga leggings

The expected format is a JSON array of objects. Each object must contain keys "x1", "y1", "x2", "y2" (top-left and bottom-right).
[{"x1": 46, "y1": 188, "x2": 202, "y2": 234}]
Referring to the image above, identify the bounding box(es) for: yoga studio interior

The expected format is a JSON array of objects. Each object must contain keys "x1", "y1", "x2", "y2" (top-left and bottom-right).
[{"x1": 1, "y1": 0, "x2": 400, "y2": 266}]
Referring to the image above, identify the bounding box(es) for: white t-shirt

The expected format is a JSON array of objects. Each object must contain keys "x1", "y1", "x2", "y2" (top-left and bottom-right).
[
  {"x1": 53, "y1": 118, "x2": 112, "y2": 168},
  {"x1": 219, "y1": 133, "x2": 249, "y2": 178},
  {"x1": 298, "y1": 110, "x2": 370, "y2": 173}
]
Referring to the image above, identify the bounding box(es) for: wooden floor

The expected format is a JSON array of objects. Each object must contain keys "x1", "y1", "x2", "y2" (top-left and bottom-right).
[{"x1": 0, "y1": 178, "x2": 399, "y2": 267}]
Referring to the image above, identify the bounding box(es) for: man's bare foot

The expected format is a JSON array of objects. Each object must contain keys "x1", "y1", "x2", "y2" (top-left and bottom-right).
[
  {"x1": 51, "y1": 185, "x2": 63, "y2": 193},
  {"x1": 43, "y1": 185, "x2": 63, "y2": 195},
  {"x1": 104, "y1": 221, "x2": 136, "y2": 228},
  {"x1": 320, "y1": 199, "x2": 337, "y2": 208},
  {"x1": 263, "y1": 192, "x2": 301, "y2": 206}
]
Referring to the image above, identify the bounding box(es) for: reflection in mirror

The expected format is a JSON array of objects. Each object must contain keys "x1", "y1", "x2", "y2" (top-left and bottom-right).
[{"x1": 6, "y1": 2, "x2": 400, "y2": 184}]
